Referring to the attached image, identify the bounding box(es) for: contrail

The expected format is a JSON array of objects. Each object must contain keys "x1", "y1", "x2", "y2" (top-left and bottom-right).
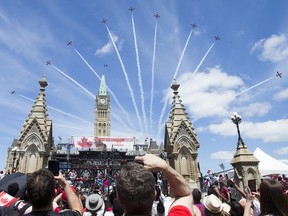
[
  {"x1": 52, "y1": 65, "x2": 95, "y2": 98},
  {"x1": 173, "y1": 29, "x2": 193, "y2": 80},
  {"x1": 149, "y1": 21, "x2": 158, "y2": 131},
  {"x1": 131, "y1": 14, "x2": 147, "y2": 133},
  {"x1": 106, "y1": 25, "x2": 143, "y2": 131},
  {"x1": 52, "y1": 65, "x2": 130, "y2": 129},
  {"x1": 156, "y1": 29, "x2": 193, "y2": 135},
  {"x1": 74, "y1": 48, "x2": 101, "y2": 80},
  {"x1": 235, "y1": 76, "x2": 274, "y2": 96},
  {"x1": 190, "y1": 42, "x2": 215, "y2": 81},
  {"x1": 16, "y1": 93, "x2": 93, "y2": 125},
  {"x1": 73, "y1": 47, "x2": 134, "y2": 128},
  {"x1": 192, "y1": 76, "x2": 275, "y2": 123}
]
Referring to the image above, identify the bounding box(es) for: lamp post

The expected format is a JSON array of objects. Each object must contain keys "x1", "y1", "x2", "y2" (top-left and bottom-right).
[
  {"x1": 230, "y1": 112, "x2": 246, "y2": 149},
  {"x1": 11, "y1": 147, "x2": 19, "y2": 171}
]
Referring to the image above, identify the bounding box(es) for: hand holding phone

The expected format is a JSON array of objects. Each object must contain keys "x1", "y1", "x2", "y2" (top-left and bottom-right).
[{"x1": 48, "y1": 160, "x2": 59, "y2": 176}]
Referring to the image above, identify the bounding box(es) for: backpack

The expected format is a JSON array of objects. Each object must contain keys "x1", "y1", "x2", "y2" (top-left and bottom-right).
[{"x1": 3, "y1": 200, "x2": 31, "y2": 216}]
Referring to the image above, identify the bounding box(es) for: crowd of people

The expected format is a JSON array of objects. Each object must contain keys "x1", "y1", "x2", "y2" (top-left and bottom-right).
[{"x1": 0, "y1": 154, "x2": 288, "y2": 216}]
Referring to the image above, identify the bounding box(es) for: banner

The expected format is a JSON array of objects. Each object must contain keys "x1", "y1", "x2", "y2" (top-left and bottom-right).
[
  {"x1": 0, "y1": 191, "x2": 17, "y2": 207},
  {"x1": 71, "y1": 136, "x2": 135, "y2": 151}
]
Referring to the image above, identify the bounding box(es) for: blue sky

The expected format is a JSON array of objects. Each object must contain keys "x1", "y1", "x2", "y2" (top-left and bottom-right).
[{"x1": 0, "y1": 0, "x2": 288, "y2": 174}]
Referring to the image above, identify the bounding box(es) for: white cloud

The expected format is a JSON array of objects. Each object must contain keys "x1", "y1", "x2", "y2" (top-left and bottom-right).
[
  {"x1": 273, "y1": 88, "x2": 288, "y2": 101},
  {"x1": 236, "y1": 102, "x2": 271, "y2": 117},
  {"x1": 206, "y1": 119, "x2": 288, "y2": 143},
  {"x1": 95, "y1": 33, "x2": 121, "y2": 56},
  {"x1": 210, "y1": 151, "x2": 234, "y2": 161},
  {"x1": 177, "y1": 66, "x2": 244, "y2": 119},
  {"x1": 251, "y1": 34, "x2": 288, "y2": 63},
  {"x1": 275, "y1": 146, "x2": 288, "y2": 155}
]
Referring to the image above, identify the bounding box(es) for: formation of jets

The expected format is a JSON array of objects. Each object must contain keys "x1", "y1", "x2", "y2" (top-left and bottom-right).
[
  {"x1": 46, "y1": 60, "x2": 51, "y2": 65},
  {"x1": 101, "y1": 19, "x2": 107, "y2": 24},
  {"x1": 67, "y1": 41, "x2": 72, "y2": 46},
  {"x1": 191, "y1": 23, "x2": 197, "y2": 28},
  {"x1": 154, "y1": 14, "x2": 160, "y2": 19},
  {"x1": 276, "y1": 71, "x2": 282, "y2": 78},
  {"x1": 104, "y1": 64, "x2": 108, "y2": 67},
  {"x1": 128, "y1": 7, "x2": 135, "y2": 12},
  {"x1": 214, "y1": 36, "x2": 221, "y2": 41}
]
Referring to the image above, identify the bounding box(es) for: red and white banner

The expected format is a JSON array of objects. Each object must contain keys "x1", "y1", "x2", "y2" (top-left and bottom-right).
[
  {"x1": 71, "y1": 136, "x2": 134, "y2": 151},
  {"x1": 0, "y1": 191, "x2": 17, "y2": 207}
]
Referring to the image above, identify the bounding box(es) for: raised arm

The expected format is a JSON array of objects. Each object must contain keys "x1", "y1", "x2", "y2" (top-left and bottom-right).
[
  {"x1": 135, "y1": 154, "x2": 193, "y2": 214},
  {"x1": 55, "y1": 173, "x2": 83, "y2": 215}
]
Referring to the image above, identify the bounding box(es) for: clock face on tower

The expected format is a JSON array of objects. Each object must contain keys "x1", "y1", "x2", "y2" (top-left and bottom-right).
[{"x1": 100, "y1": 98, "x2": 107, "y2": 105}]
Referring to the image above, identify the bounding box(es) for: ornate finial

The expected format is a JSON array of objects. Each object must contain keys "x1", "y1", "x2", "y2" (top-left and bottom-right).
[
  {"x1": 39, "y1": 75, "x2": 48, "y2": 89},
  {"x1": 171, "y1": 79, "x2": 180, "y2": 93}
]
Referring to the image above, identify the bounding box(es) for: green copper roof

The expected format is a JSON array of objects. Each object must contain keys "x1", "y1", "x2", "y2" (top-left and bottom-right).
[{"x1": 98, "y1": 74, "x2": 107, "y2": 95}]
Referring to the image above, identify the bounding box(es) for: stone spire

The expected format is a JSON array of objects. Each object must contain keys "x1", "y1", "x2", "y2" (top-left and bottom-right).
[
  {"x1": 18, "y1": 76, "x2": 49, "y2": 141},
  {"x1": 98, "y1": 74, "x2": 107, "y2": 96},
  {"x1": 164, "y1": 79, "x2": 200, "y2": 187},
  {"x1": 167, "y1": 79, "x2": 195, "y2": 140},
  {"x1": 7, "y1": 75, "x2": 53, "y2": 174}
]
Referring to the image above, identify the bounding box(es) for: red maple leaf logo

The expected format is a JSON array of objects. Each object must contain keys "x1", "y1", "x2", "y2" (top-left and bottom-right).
[
  {"x1": 77, "y1": 136, "x2": 93, "y2": 148},
  {"x1": 0, "y1": 197, "x2": 8, "y2": 204}
]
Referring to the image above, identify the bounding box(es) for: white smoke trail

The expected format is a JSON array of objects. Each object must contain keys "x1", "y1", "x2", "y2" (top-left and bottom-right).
[
  {"x1": 73, "y1": 48, "x2": 134, "y2": 128},
  {"x1": 235, "y1": 76, "x2": 274, "y2": 96},
  {"x1": 156, "y1": 29, "x2": 193, "y2": 136},
  {"x1": 52, "y1": 65, "x2": 130, "y2": 129},
  {"x1": 173, "y1": 30, "x2": 193, "y2": 80},
  {"x1": 190, "y1": 42, "x2": 215, "y2": 81},
  {"x1": 16, "y1": 93, "x2": 93, "y2": 125},
  {"x1": 106, "y1": 25, "x2": 143, "y2": 131},
  {"x1": 149, "y1": 21, "x2": 158, "y2": 131},
  {"x1": 131, "y1": 14, "x2": 147, "y2": 134},
  {"x1": 52, "y1": 65, "x2": 95, "y2": 98}
]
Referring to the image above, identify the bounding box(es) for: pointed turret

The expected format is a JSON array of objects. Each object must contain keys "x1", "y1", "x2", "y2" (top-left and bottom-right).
[
  {"x1": 164, "y1": 79, "x2": 200, "y2": 188},
  {"x1": 98, "y1": 74, "x2": 107, "y2": 96},
  {"x1": 6, "y1": 76, "x2": 53, "y2": 174}
]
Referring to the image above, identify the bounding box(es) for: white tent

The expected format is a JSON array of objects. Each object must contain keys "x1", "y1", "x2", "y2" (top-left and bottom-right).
[{"x1": 253, "y1": 147, "x2": 288, "y2": 176}]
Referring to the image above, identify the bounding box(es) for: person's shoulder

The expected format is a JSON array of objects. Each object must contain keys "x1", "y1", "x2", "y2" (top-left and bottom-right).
[
  {"x1": 26, "y1": 210, "x2": 81, "y2": 216},
  {"x1": 168, "y1": 205, "x2": 192, "y2": 216}
]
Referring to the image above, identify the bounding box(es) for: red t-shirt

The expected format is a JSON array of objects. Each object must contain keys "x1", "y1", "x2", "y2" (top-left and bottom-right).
[{"x1": 168, "y1": 205, "x2": 192, "y2": 216}]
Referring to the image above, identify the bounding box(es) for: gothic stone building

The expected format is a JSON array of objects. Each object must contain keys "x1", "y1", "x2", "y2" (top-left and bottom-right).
[
  {"x1": 164, "y1": 80, "x2": 200, "y2": 188},
  {"x1": 6, "y1": 76, "x2": 53, "y2": 173}
]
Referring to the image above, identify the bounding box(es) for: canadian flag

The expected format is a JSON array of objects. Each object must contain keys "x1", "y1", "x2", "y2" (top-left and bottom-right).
[{"x1": 0, "y1": 191, "x2": 17, "y2": 207}]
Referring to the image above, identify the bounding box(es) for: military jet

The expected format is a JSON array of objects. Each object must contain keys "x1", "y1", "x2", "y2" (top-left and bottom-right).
[
  {"x1": 101, "y1": 19, "x2": 107, "y2": 24},
  {"x1": 11, "y1": 90, "x2": 15, "y2": 94},
  {"x1": 128, "y1": 7, "x2": 135, "y2": 12},
  {"x1": 154, "y1": 14, "x2": 160, "y2": 19},
  {"x1": 191, "y1": 23, "x2": 197, "y2": 28},
  {"x1": 214, "y1": 36, "x2": 221, "y2": 41},
  {"x1": 67, "y1": 41, "x2": 72, "y2": 46},
  {"x1": 46, "y1": 60, "x2": 51, "y2": 65},
  {"x1": 104, "y1": 64, "x2": 108, "y2": 67},
  {"x1": 276, "y1": 71, "x2": 282, "y2": 78}
]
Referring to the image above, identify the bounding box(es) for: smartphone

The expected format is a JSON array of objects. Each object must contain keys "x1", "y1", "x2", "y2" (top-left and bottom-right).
[{"x1": 48, "y1": 160, "x2": 59, "y2": 176}]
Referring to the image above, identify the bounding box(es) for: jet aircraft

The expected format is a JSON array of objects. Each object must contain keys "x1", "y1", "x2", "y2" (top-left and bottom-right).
[
  {"x1": 154, "y1": 14, "x2": 160, "y2": 19},
  {"x1": 101, "y1": 19, "x2": 107, "y2": 24},
  {"x1": 67, "y1": 41, "x2": 72, "y2": 46},
  {"x1": 191, "y1": 23, "x2": 197, "y2": 28},
  {"x1": 11, "y1": 90, "x2": 15, "y2": 94},
  {"x1": 46, "y1": 60, "x2": 51, "y2": 65},
  {"x1": 214, "y1": 36, "x2": 221, "y2": 41},
  {"x1": 128, "y1": 7, "x2": 135, "y2": 12},
  {"x1": 276, "y1": 71, "x2": 282, "y2": 78},
  {"x1": 104, "y1": 64, "x2": 108, "y2": 67}
]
